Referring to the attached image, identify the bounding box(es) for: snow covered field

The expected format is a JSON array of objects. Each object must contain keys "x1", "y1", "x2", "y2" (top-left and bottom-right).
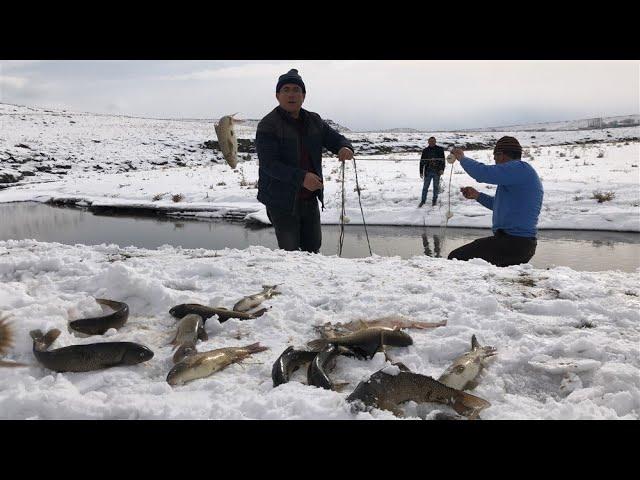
[
  {"x1": 1, "y1": 104, "x2": 638, "y2": 420},
  {"x1": 0, "y1": 240, "x2": 638, "y2": 419},
  {"x1": 1, "y1": 103, "x2": 639, "y2": 231}
]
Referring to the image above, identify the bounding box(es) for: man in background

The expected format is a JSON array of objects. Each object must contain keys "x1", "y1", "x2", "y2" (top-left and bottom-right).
[{"x1": 418, "y1": 136, "x2": 445, "y2": 207}]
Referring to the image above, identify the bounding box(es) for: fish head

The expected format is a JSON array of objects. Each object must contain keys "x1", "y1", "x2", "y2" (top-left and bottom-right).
[
  {"x1": 166, "y1": 362, "x2": 192, "y2": 386},
  {"x1": 390, "y1": 330, "x2": 414, "y2": 347},
  {"x1": 123, "y1": 344, "x2": 154, "y2": 365},
  {"x1": 169, "y1": 305, "x2": 184, "y2": 318}
]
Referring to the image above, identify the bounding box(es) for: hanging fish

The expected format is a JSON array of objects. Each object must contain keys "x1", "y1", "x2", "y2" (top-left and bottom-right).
[{"x1": 214, "y1": 114, "x2": 241, "y2": 169}]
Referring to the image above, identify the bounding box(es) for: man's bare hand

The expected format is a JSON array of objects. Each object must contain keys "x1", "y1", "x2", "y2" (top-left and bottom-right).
[
  {"x1": 451, "y1": 147, "x2": 465, "y2": 161},
  {"x1": 460, "y1": 186, "x2": 479, "y2": 200},
  {"x1": 303, "y1": 172, "x2": 323, "y2": 191},
  {"x1": 338, "y1": 147, "x2": 354, "y2": 163}
]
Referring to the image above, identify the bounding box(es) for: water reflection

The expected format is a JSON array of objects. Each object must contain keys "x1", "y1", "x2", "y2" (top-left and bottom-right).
[
  {"x1": 1, "y1": 202, "x2": 638, "y2": 272},
  {"x1": 421, "y1": 232, "x2": 442, "y2": 258}
]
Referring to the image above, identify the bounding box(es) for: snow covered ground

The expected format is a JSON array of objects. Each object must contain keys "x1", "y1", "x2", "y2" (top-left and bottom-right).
[
  {"x1": 0, "y1": 239, "x2": 638, "y2": 419},
  {"x1": 1, "y1": 104, "x2": 638, "y2": 420},
  {"x1": 1, "y1": 103, "x2": 639, "y2": 231}
]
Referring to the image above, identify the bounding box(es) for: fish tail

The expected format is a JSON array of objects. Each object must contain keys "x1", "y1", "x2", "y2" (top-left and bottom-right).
[
  {"x1": 307, "y1": 339, "x2": 329, "y2": 351},
  {"x1": 173, "y1": 342, "x2": 197, "y2": 363},
  {"x1": 30, "y1": 329, "x2": 61, "y2": 351},
  {"x1": 452, "y1": 390, "x2": 491, "y2": 418},
  {"x1": 243, "y1": 342, "x2": 269, "y2": 354},
  {"x1": 471, "y1": 335, "x2": 480, "y2": 350},
  {"x1": 0, "y1": 317, "x2": 15, "y2": 356}
]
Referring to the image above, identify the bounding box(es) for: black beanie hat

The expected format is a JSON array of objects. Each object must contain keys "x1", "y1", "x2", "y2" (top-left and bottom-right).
[
  {"x1": 494, "y1": 136, "x2": 522, "y2": 155},
  {"x1": 276, "y1": 69, "x2": 306, "y2": 94}
]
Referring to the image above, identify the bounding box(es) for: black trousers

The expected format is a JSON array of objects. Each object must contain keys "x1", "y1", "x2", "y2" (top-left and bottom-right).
[
  {"x1": 266, "y1": 197, "x2": 322, "y2": 253},
  {"x1": 448, "y1": 229, "x2": 537, "y2": 267}
]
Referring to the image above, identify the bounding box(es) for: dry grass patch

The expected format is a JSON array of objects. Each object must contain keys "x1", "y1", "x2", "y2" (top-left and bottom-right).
[{"x1": 592, "y1": 191, "x2": 615, "y2": 203}]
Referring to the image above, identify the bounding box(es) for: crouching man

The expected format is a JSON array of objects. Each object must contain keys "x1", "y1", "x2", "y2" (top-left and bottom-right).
[{"x1": 447, "y1": 136, "x2": 543, "y2": 267}]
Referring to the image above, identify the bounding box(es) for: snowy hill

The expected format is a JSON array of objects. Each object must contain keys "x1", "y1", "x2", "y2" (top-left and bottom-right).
[{"x1": 463, "y1": 115, "x2": 640, "y2": 132}]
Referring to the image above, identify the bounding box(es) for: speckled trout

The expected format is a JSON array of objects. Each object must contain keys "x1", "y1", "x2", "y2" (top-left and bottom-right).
[
  {"x1": 438, "y1": 335, "x2": 497, "y2": 391},
  {"x1": 167, "y1": 342, "x2": 268, "y2": 386},
  {"x1": 347, "y1": 368, "x2": 491, "y2": 419}
]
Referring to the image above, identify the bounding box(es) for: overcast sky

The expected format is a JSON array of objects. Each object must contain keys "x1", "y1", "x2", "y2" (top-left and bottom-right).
[{"x1": 1, "y1": 60, "x2": 638, "y2": 131}]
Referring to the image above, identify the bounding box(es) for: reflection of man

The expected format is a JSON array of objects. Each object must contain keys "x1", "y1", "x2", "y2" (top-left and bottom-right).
[
  {"x1": 421, "y1": 232, "x2": 441, "y2": 258},
  {"x1": 418, "y1": 137, "x2": 445, "y2": 208},
  {"x1": 447, "y1": 136, "x2": 543, "y2": 266},
  {"x1": 255, "y1": 69, "x2": 354, "y2": 253}
]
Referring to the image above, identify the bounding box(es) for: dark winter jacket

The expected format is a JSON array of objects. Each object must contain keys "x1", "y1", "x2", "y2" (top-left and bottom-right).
[
  {"x1": 256, "y1": 106, "x2": 353, "y2": 213},
  {"x1": 419, "y1": 145, "x2": 446, "y2": 175}
]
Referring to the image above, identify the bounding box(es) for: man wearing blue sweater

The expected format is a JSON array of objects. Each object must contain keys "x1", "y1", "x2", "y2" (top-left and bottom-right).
[{"x1": 447, "y1": 136, "x2": 543, "y2": 267}]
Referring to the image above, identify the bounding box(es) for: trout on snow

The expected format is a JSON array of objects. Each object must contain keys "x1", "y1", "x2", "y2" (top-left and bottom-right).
[
  {"x1": 307, "y1": 344, "x2": 351, "y2": 391},
  {"x1": 30, "y1": 329, "x2": 153, "y2": 372},
  {"x1": 169, "y1": 304, "x2": 268, "y2": 323},
  {"x1": 438, "y1": 335, "x2": 497, "y2": 391},
  {"x1": 307, "y1": 327, "x2": 413, "y2": 360},
  {"x1": 167, "y1": 342, "x2": 268, "y2": 386},
  {"x1": 170, "y1": 313, "x2": 208, "y2": 363},
  {"x1": 68, "y1": 298, "x2": 129, "y2": 336},
  {"x1": 233, "y1": 285, "x2": 281, "y2": 313},
  {"x1": 316, "y1": 315, "x2": 446, "y2": 339},
  {"x1": 347, "y1": 367, "x2": 491, "y2": 419},
  {"x1": 271, "y1": 346, "x2": 317, "y2": 387}
]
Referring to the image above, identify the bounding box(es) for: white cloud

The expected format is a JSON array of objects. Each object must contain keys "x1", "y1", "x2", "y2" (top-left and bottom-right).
[
  {"x1": 0, "y1": 75, "x2": 29, "y2": 89},
  {"x1": 156, "y1": 62, "x2": 300, "y2": 82},
  {"x1": 2, "y1": 60, "x2": 637, "y2": 130}
]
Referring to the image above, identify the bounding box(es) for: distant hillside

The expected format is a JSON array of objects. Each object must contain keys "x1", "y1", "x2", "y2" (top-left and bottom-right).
[{"x1": 461, "y1": 115, "x2": 640, "y2": 132}]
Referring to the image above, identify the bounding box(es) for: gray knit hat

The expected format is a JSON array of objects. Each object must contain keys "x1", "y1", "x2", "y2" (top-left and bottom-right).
[{"x1": 276, "y1": 69, "x2": 306, "y2": 94}]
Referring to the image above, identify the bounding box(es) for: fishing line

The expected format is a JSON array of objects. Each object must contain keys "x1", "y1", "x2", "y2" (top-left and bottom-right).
[
  {"x1": 439, "y1": 150, "x2": 457, "y2": 250},
  {"x1": 338, "y1": 159, "x2": 346, "y2": 256},
  {"x1": 352, "y1": 156, "x2": 372, "y2": 256},
  {"x1": 337, "y1": 156, "x2": 372, "y2": 257}
]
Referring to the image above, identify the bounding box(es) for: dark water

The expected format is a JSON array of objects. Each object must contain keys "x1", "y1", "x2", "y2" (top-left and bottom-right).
[{"x1": 1, "y1": 202, "x2": 639, "y2": 272}]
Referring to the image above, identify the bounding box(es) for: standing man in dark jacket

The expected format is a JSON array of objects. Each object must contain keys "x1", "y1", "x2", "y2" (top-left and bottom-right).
[
  {"x1": 418, "y1": 136, "x2": 445, "y2": 207},
  {"x1": 255, "y1": 69, "x2": 354, "y2": 253}
]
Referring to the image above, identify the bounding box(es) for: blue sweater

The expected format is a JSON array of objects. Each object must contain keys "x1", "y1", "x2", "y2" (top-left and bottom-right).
[{"x1": 460, "y1": 156, "x2": 543, "y2": 238}]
